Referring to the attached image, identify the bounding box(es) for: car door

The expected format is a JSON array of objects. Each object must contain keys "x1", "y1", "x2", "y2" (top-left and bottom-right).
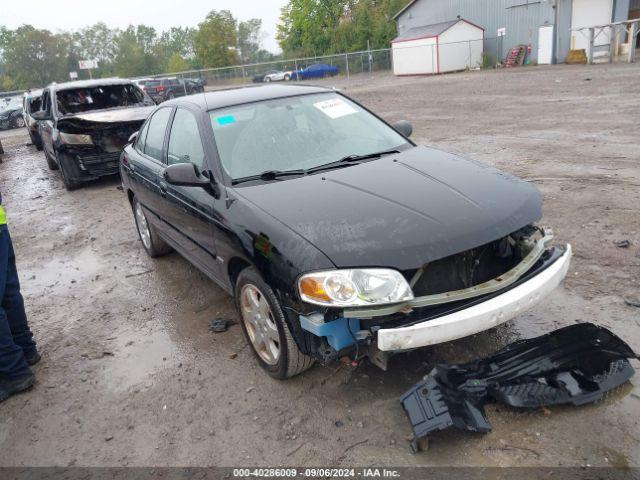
[
  {"x1": 306, "y1": 65, "x2": 319, "y2": 79},
  {"x1": 39, "y1": 89, "x2": 56, "y2": 159},
  {"x1": 129, "y1": 106, "x2": 173, "y2": 229},
  {"x1": 176, "y1": 79, "x2": 188, "y2": 97},
  {"x1": 156, "y1": 106, "x2": 221, "y2": 280}
]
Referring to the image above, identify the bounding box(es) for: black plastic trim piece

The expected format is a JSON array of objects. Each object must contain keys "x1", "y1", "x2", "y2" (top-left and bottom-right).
[{"x1": 400, "y1": 323, "x2": 638, "y2": 452}]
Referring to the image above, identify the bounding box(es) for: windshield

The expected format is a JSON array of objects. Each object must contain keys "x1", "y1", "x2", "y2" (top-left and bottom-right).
[
  {"x1": 56, "y1": 84, "x2": 145, "y2": 115},
  {"x1": 210, "y1": 92, "x2": 409, "y2": 181}
]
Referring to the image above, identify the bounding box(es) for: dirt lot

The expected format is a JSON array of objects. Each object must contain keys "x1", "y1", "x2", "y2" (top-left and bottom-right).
[{"x1": 0, "y1": 63, "x2": 639, "y2": 468}]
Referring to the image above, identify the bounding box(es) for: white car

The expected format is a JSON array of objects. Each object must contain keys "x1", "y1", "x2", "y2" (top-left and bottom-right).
[{"x1": 264, "y1": 70, "x2": 294, "y2": 82}]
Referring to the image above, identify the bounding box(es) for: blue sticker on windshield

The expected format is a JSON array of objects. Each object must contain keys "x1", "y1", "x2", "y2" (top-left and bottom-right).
[{"x1": 217, "y1": 115, "x2": 236, "y2": 126}]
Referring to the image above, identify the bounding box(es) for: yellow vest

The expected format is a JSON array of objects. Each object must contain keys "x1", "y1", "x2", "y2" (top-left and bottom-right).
[{"x1": 0, "y1": 206, "x2": 6, "y2": 225}]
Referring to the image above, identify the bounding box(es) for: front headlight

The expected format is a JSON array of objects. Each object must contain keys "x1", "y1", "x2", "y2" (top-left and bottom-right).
[
  {"x1": 59, "y1": 132, "x2": 93, "y2": 145},
  {"x1": 298, "y1": 268, "x2": 414, "y2": 307}
]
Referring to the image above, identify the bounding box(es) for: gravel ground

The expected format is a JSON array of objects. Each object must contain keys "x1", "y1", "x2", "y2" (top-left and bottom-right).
[{"x1": 0, "y1": 62, "x2": 639, "y2": 468}]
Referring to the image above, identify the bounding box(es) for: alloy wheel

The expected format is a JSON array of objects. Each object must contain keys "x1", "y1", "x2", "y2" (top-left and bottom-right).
[
  {"x1": 134, "y1": 202, "x2": 152, "y2": 250},
  {"x1": 240, "y1": 284, "x2": 280, "y2": 365}
]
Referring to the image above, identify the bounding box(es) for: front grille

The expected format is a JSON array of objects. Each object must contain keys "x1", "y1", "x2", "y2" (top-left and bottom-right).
[{"x1": 77, "y1": 152, "x2": 121, "y2": 176}]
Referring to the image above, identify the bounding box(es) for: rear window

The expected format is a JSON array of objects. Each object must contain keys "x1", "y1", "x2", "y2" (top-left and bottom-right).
[
  {"x1": 146, "y1": 81, "x2": 161, "y2": 87},
  {"x1": 56, "y1": 84, "x2": 145, "y2": 115}
]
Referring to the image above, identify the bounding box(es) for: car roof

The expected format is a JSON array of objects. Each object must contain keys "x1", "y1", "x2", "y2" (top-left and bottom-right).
[
  {"x1": 46, "y1": 78, "x2": 135, "y2": 93},
  {"x1": 162, "y1": 84, "x2": 331, "y2": 111},
  {"x1": 24, "y1": 89, "x2": 43, "y2": 98}
]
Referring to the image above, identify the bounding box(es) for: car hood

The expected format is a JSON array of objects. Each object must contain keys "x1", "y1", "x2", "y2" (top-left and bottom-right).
[
  {"x1": 59, "y1": 106, "x2": 155, "y2": 125},
  {"x1": 235, "y1": 146, "x2": 542, "y2": 270},
  {"x1": 0, "y1": 107, "x2": 20, "y2": 118}
]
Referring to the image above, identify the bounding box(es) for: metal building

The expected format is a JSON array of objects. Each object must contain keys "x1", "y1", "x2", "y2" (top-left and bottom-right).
[{"x1": 393, "y1": 0, "x2": 635, "y2": 64}]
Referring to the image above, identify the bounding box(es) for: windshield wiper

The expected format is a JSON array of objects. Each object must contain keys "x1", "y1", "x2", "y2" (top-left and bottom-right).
[
  {"x1": 306, "y1": 149, "x2": 400, "y2": 174},
  {"x1": 232, "y1": 169, "x2": 307, "y2": 185},
  {"x1": 232, "y1": 150, "x2": 401, "y2": 185}
]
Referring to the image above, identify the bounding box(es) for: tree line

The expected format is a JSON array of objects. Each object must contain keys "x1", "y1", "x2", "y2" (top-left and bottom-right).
[
  {"x1": 0, "y1": 10, "x2": 273, "y2": 91},
  {"x1": 0, "y1": 1, "x2": 409, "y2": 92},
  {"x1": 277, "y1": 0, "x2": 409, "y2": 57}
]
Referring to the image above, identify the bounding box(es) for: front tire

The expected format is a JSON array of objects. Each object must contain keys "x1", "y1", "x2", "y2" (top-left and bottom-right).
[
  {"x1": 132, "y1": 197, "x2": 172, "y2": 257},
  {"x1": 235, "y1": 267, "x2": 314, "y2": 379},
  {"x1": 44, "y1": 147, "x2": 59, "y2": 170},
  {"x1": 284, "y1": 74, "x2": 290, "y2": 81},
  {"x1": 14, "y1": 117, "x2": 25, "y2": 128},
  {"x1": 29, "y1": 131, "x2": 43, "y2": 151},
  {"x1": 58, "y1": 153, "x2": 81, "y2": 191}
]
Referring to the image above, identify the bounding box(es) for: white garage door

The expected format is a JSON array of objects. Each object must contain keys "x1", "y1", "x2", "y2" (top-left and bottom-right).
[{"x1": 571, "y1": 0, "x2": 613, "y2": 51}]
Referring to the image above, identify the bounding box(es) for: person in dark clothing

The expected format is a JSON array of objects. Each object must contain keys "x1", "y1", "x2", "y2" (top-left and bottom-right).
[{"x1": 0, "y1": 192, "x2": 39, "y2": 403}]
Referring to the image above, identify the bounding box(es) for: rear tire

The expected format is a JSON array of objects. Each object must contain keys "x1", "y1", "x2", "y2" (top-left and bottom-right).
[
  {"x1": 235, "y1": 267, "x2": 314, "y2": 379},
  {"x1": 132, "y1": 197, "x2": 173, "y2": 258},
  {"x1": 284, "y1": 74, "x2": 290, "y2": 81},
  {"x1": 14, "y1": 117, "x2": 25, "y2": 128}
]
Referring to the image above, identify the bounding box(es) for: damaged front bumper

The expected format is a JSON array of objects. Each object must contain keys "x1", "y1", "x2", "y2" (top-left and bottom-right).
[
  {"x1": 57, "y1": 148, "x2": 121, "y2": 183},
  {"x1": 377, "y1": 243, "x2": 571, "y2": 351},
  {"x1": 298, "y1": 233, "x2": 572, "y2": 357}
]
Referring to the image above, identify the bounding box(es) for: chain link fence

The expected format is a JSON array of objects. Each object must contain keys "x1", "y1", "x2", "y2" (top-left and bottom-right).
[{"x1": 139, "y1": 37, "x2": 505, "y2": 91}]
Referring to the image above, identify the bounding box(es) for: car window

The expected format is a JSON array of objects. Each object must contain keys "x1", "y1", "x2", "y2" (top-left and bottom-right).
[
  {"x1": 136, "y1": 119, "x2": 150, "y2": 153},
  {"x1": 167, "y1": 108, "x2": 205, "y2": 170},
  {"x1": 29, "y1": 96, "x2": 42, "y2": 112},
  {"x1": 42, "y1": 90, "x2": 52, "y2": 116},
  {"x1": 143, "y1": 107, "x2": 172, "y2": 161},
  {"x1": 55, "y1": 84, "x2": 145, "y2": 115},
  {"x1": 210, "y1": 92, "x2": 409, "y2": 181}
]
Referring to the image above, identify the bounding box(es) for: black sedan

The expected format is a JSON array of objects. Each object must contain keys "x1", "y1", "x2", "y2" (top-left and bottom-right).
[
  {"x1": 120, "y1": 85, "x2": 571, "y2": 379},
  {"x1": 0, "y1": 96, "x2": 25, "y2": 130}
]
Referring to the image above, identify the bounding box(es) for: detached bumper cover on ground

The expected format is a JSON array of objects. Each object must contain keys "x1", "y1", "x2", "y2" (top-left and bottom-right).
[{"x1": 401, "y1": 323, "x2": 639, "y2": 452}]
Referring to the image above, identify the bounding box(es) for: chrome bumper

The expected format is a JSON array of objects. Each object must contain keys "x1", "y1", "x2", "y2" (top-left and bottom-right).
[{"x1": 376, "y1": 244, "x2": 572, "y2": 351}]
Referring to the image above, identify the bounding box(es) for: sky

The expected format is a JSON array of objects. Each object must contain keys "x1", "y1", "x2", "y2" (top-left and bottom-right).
[{"x1": 0, "y1": 0, "x2": 289, "y2": 52}]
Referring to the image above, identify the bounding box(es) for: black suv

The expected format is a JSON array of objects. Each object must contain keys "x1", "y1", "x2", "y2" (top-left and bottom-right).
[
  {"x1": 33, "y1": 78, "x2": 155, "y2": 190},
  {"x1": 143, "y1": 77, "x2": 205, "y2": 103}
]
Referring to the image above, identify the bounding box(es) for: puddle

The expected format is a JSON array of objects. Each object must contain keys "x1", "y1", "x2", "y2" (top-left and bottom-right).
[
  {"x1": 95, "y1": 298, "x2": 238, "y2": 392},
  {"x1": 97, "y1": 329, "x2": 181, "y2": 391},
  {"x1": 21, "y1": 247, "x2": 105, "y2": 295}
]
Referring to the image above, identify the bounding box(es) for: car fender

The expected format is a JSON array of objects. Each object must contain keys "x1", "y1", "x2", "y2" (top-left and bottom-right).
[{"x1": 215, "y1": 189, "x2": 335, "y2": 354}]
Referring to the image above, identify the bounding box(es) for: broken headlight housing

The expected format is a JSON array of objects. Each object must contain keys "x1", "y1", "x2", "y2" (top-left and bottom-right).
[
  {"x1": 298, "y1": 268, "x2": 414, "y2": 307},
  {"x1": 59, "y1": 132, "x2": 93, "y2": 145}
]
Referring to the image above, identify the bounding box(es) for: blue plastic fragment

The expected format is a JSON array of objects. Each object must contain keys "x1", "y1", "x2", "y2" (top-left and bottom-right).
[{"x1": 299, "y1": 315, "x2": 360, "y2": 351}]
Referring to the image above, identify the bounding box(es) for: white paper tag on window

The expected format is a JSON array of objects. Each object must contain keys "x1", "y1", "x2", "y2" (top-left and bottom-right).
[{"x1": 313, "y1": 98, "x2": 357, "y2": 119}]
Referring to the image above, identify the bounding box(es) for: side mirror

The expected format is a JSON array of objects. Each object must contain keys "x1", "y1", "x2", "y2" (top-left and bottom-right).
[
  {"x1": 393, "y1": 120, "x2": 413, "y2": 138},
  {"x1": 164, "y1": 163, "x2": 210, "y2": 188},
  {"x1": 31, "y1": 110, "x2": 51, "y2": 121},
  {"x1": 128, "y1": 131, "x2": 138, "y2": 144}
]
